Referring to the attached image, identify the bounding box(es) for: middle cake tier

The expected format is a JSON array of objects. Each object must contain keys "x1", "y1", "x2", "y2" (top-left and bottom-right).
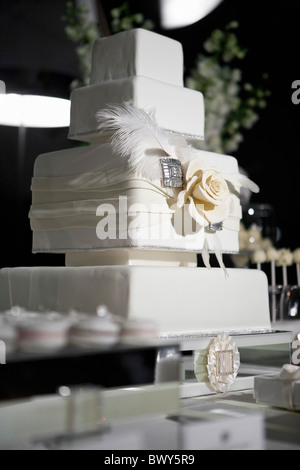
[
  {"x1": 30, "y1": 143, "x2": 242, "y2": 256},
  {"x1": 68, "y1": 76, "x2": 205, "y2": 144}
]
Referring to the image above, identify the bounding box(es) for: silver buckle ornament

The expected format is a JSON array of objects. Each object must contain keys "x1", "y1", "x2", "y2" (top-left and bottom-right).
[
  {"x1": 160, "y1": 158, "x2": 183, "y2": 188},
  {"x1": 208, "y1": 222, "x2": 223, "y2": 232}
]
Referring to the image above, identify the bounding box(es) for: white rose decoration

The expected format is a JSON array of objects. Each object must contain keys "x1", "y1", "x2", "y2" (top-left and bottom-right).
[{"x1": 177, "y1": 159, "x2": 230, "y2": 227}]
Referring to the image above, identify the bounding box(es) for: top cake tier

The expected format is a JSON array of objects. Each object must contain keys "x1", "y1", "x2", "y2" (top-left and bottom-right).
[
  {"x1": 68, "y1": 29, "x2": 205, "y2": 143},
  {"x1": 90, "y1": 29, "x2": 184, "y2": 87}
]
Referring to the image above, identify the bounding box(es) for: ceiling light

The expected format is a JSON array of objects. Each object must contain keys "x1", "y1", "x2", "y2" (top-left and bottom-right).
[
  {"x1": 160, "y1": 0, "x2": 223, "y2": 29},
  {"x1": 0, "y1": 93, "x2": 70, "y2": 128}
]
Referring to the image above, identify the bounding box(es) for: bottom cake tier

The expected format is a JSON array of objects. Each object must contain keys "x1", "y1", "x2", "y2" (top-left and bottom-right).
[{"x1": 0, "y1": 266, "x2": 271, "y2": 336}]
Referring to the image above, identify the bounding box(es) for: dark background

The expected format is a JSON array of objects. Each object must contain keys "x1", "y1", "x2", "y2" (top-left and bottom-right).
[{"x1": 0, "y1": 0, "x2": 299, "y2": 269}]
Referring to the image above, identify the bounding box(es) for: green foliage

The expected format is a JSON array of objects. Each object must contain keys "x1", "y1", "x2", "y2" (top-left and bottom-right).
[
  {"x1": 186, "y1": 22, "x2": 270, "y2": 154},
  {"x1": 110, "y1": 2, "x2": 154, "y2": 33},
  {"x1": 62, "y1": 4, "x2": 269, "y2": 155},
  {"x1": 62, "y1": 1, "x2": 99, "y2": 87}
]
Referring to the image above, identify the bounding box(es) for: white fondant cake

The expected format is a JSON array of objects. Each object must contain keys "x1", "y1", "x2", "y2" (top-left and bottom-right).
[
  {"x1": 90, "y1": 29, "x2": 184, "y2": 87},
  {"x1": 68, "y1": 77, "x2": 205, "y2": 143},
  {"x1": 29, "y1": 143, "x2": 242, "y2": 255},
  {"x1": 0, "y1": 28, "x2": 271, "y2": 343},
  {"x1": 68, "y1": 29, "x2": 204, "y2": 142},
  {"x1": 0, "y1": 267, "x2": 271, "y2": 336}
]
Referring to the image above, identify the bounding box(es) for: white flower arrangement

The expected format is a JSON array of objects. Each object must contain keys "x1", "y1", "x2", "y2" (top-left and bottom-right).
[{"x1": 186, "y1": 22, "x2": 270, "y2": 154}]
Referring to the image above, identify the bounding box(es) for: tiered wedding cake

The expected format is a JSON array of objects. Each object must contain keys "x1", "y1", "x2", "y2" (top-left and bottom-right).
[{"x1": 0, "y1": 29, "x2": 271, "y2": 336}]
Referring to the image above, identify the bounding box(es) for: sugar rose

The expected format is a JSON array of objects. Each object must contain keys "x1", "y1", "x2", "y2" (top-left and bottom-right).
[{"x1": 177, "y1": 159, "x2": 230, "y2": 227}]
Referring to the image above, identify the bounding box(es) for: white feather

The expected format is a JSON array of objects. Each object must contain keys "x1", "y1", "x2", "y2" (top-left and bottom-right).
[
  {"x1": 224, "y1": 172, "x2": 260, "y2": 193},
  {"x1": 96, "y1": 102, "x2": 190, "y2": 180},
  {"x1": 201, "y1": 238, "x2": 211, "y2": 269},
  {"x1": 238, "y1": 174, "x2": 260, "y2": 193}
]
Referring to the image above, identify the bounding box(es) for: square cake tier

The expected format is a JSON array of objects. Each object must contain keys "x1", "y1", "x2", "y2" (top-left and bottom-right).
[
  {"x1": 90, "y1": 29, "x2": 184, "y2": 87},
  {"x1": 0, "y1": 267, "x2": 271, "y2": 336},
  {"x1": 29, "y1": 144, "x2": 242, "y2": 255},
  {"x1": 68, "y1": 76, "x2": 205, "y2": 143}
]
